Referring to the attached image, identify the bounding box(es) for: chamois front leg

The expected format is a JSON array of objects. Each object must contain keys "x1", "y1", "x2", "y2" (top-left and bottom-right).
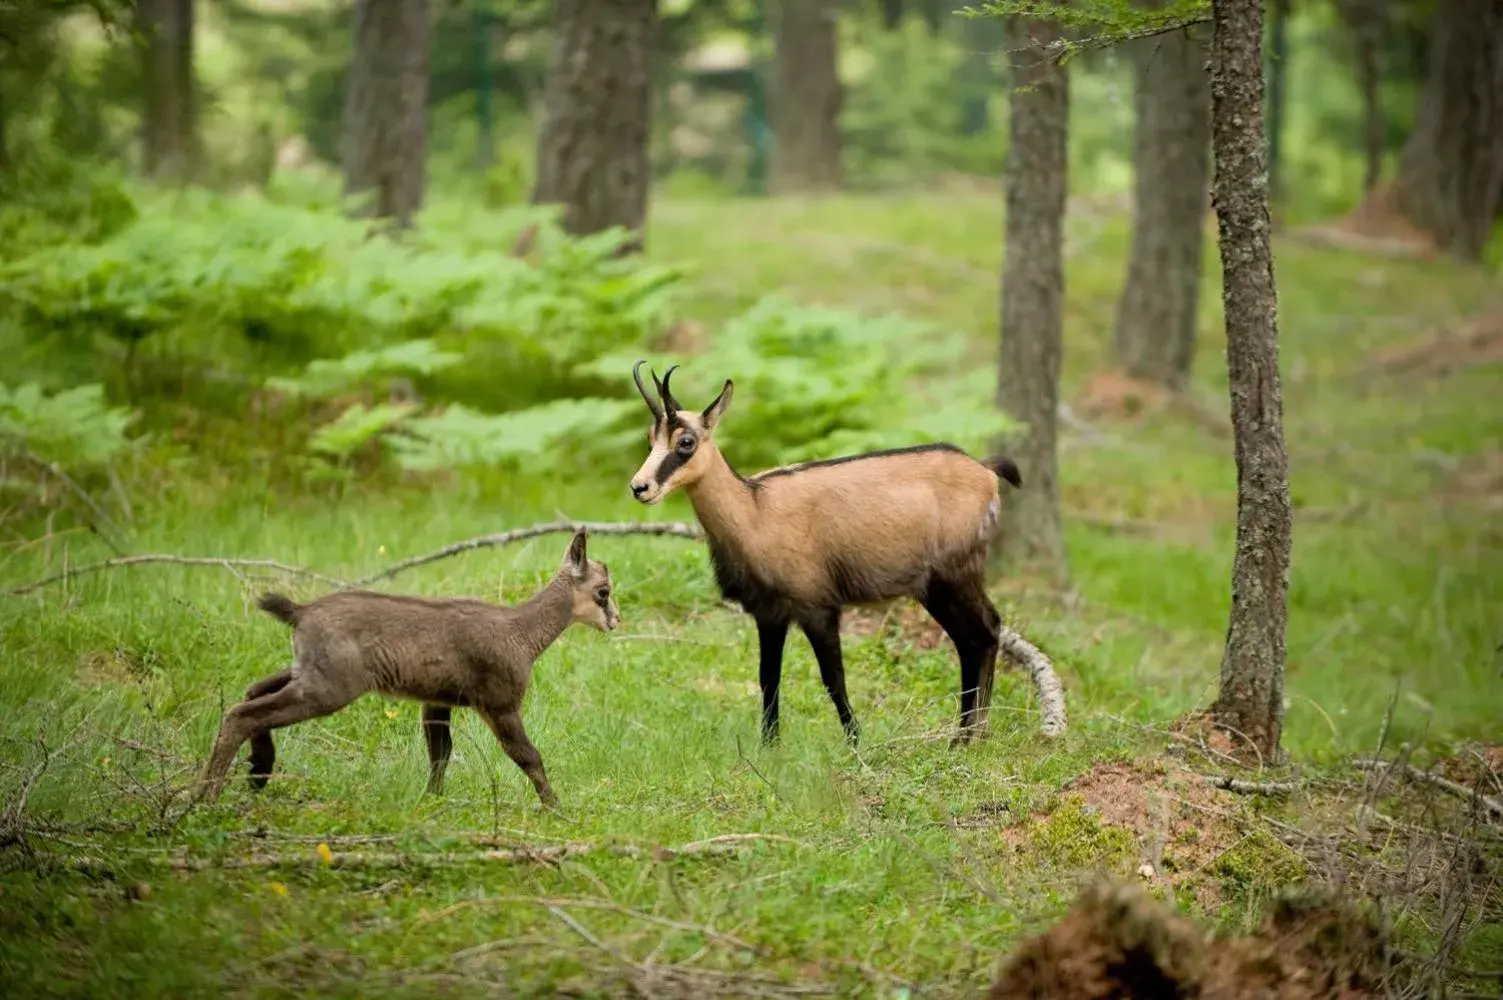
[
  {"x1": 421, "y1": 704, "x2": 453, "y2": 795},
  {"x1": 799, "y1": 607, "x2": 860, "y2": 746},
  {"x1": 755, "y1": 616, "x2": 789, "y2": 745},
  {"x1": 479, "y1": 709, "x2": 556, "y2": 808}
]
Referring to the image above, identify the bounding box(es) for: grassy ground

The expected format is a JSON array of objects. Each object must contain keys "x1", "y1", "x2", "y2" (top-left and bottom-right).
[{"x1": 2, "y1": 191, "x2": 1500, "y2": 997}]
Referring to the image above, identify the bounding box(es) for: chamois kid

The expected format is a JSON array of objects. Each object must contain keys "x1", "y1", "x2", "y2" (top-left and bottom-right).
[
  {"x1": 199, "y1": 530, "x2": 619, "y2": 806},
  {"x1": 628, "y1": 361, "x2": 1021, "y2": 746}
]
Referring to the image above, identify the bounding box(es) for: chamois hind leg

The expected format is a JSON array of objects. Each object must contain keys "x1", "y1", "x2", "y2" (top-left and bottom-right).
[
  {"x1": 921, "y1": 575, "x2": 1000, "y2": 744},
  {"x1": 799, "y1": 607, "x2": 859, "y2": 746},
  {"x1": 200, "y1": 677, "x2": 351, "y2": 802},
  {"x1": 755, "y1": 616, "x2": 790, "y2": 746},
  {"x1": 243, "y1": 668, "x2": 293, "y2": 791},
  {"x1": 421, "y1": 704, "x2": 453, "y2": 795},
  {"x1": 478, "y1": 708, "x2": 556, "y2": 808}
]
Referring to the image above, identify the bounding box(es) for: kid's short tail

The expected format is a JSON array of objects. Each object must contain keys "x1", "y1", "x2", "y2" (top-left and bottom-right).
[{"x1": 257, "y1": 593, "x2": 303, "y2": 626}]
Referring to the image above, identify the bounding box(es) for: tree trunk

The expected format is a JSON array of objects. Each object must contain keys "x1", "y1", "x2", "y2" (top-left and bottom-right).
[
  {"x1": 877, "y1": 0, "x2": 903, "y2": 31},
  {"x1": 1114, "y1": 23, "x2": 1211, "y2": 389},
  {"x1": 138, "y1": 0, "x2": 196, "y2": 184},
  {"x1": 768, "y1": 0, "x2": 843, "y2": 194},
  {"x1": 1265, "y1": 0, "x2": 1289, "y2": 202},
  {"x1": 532, "y1": 0, "x2": 656, "y2": 248},
  {"x1": 1337, "y1": 0, "x2": 1386, "y2": 192},
  {"x1": 994, "y1": 14, "x2": 1069, "y2": 580},
  {"x1": 1208, "y1": 0, "x2": 1292, "y2": 764},
  {"x1": 342, "y1": 0, "x2": 430, "y2": 230},
  {"x1": 1390, "y1": 0, "x2": 1503, "y2": 261}
]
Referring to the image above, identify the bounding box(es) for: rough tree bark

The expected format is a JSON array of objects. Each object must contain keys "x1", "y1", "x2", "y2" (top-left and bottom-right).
[
  {"x1": 1390, "y1": 0, "x2": 1503, "y2": 261},
  {"x1": 1208, "y1": 0, "x2": 1292, "y2": 763},
  {"x1": 532, "y1": 0, "x2": 656, "y2": 248},
  {"x1": 1336, "y1": 0, "x2": 1386, "y2": 192},
  {"x1": 137, "y1": 0, "x2": 195, "y2": 184},
  {"x1": 342, "y1": 0, "x2": 430, "y2": 230},
  {"x1": 994, "y1": 14, "x2": 1069, "y2": 579},
  {"x1": 768, "y1": 0, "x2": 843, "y2": 194},
  {"x1": 1114, "y1": 23, "x2": 1212, "y2": 389}
]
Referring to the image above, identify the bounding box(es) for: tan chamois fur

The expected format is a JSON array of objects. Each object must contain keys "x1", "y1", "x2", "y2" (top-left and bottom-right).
[
  {"x1": 198, "y1": 530, "x2": 618, "y2": 806},
  {"x1": 628, "y1": 361, "x2": 1021, "y2": 745}
]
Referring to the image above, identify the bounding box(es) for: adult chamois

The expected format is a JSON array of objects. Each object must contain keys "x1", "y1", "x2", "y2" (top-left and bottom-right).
[
  {"x1": 627, "y1": 361, "x2": 1021, "y2": 746},
  {"x1": 198, "y1": 529, "x2": 619, "y2": 806}
]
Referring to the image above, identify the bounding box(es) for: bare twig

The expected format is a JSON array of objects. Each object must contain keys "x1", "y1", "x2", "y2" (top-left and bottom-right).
[
  {"x1": 6, "y1": 554, "x2": 346, "y2": 596},
  {"x1": 354, "y1": 520, "x2": 702, "y2": 586},
  {"x1": 1353, "y1": 759, "x2": 1503, "y2": 821}
]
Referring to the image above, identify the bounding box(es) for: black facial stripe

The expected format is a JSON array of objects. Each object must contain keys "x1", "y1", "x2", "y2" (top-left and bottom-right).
[{"x1": 654, "y1": 448, "x2": 688, "y2": 486}]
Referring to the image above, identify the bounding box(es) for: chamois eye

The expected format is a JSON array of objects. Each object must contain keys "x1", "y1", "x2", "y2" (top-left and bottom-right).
[
  {"x1": 595, "y1": 586, "x2": 610, "y2": 602},
  {"x1": 677, "y1": 434, "x2": 696, "y2": 453}
]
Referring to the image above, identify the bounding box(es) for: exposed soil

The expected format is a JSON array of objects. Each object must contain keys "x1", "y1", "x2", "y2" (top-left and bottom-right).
[
  {"x1": 1072, "y1": 371, "x2": 1231, "y2": 438},
  {"x1": 988, "y1": 881, "x2": 1388, "y2": 999},
  {"x1": 1293, "y1": 185, "x2": 1441, "y2": 261},
  {"x1": 1366, "y1": 311, "x2": 1503, "y2": 380},
  {"x1": 996, "y1": 758, "x2": 1252, "y2": 910},
  {"x1": 842, "y1": 600, "x2": 948, "y2": 651}
]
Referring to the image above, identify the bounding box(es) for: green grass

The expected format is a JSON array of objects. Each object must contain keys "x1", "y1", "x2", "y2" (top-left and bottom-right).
[{"x1": 2, "y1": 190, "x2": 1500, "y2": 997}]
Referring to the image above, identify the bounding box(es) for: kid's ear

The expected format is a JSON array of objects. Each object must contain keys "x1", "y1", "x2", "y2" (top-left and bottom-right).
[
  {"x1": 566, "y1": 529, "x2": 588, "y2": 577},
  {"x1": 702, "y1": 379, "x2": 734, "y2": 431}
]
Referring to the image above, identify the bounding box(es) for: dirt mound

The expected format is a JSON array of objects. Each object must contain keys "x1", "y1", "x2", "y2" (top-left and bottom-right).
[
  {"x1": 1367, "y1": 311, "x2": 1503, "y2": 379},
  {"x1": 996, "y1": 759, "x2": 1257, "y2": 909},
  {"x1": 988, "y1": 881, "x2": 1387, "y2": 999},
  {"x1": 1294, "y1": 186, "x2": 1441, "y2": 260}
]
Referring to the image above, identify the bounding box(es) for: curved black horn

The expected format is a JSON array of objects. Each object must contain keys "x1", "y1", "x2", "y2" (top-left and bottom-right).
[
  {"x1": 660, "y1": 365, "x2": 682, "y2": 416},
  {"x1": 632, "y1": 360, "x2": 663, "y2": 422}
]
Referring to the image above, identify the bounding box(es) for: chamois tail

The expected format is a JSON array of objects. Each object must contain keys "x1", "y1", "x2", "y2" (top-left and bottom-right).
[
  {"x1": 988, "y1": 456, "x2": 1023, "y2": 489},
  {"x1": 257, "y1": 593, "x2": 304, "y2": 627}
]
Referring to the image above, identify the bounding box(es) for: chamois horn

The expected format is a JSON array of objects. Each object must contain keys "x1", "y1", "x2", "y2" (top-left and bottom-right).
[
  {"x1": 632, "y1": 360, "x2": 663, "y2": 422},
  {"x1": 660, "y1": 365, "x2": 683, "y2": 417}
]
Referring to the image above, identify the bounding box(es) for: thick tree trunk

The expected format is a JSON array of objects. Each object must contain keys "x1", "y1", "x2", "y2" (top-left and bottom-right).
[
  {"x1": 1390, "y1": 0, "x2": 1503, "y2": 261},
  {"x1": 1265, "y1": 0, "x2": 1289, "y2": 202},
  {"x1": 769, "y1": 0, "x2": 842, "y2": 194},
  {"x1": 342, "y1": 0, "x2": 430, "y2": 230},
  {"x1": 137, "y1": 0, "x2": 195, "y2": 184},
  {"x1": 532, "y1": 0, "x2": 655, "y2": 247},
  {"x1": 1337, "y1": 0, "x2": 1386, "y2": 192},
  {"x1": 1208, "y1": 0, "x2": 1292, "y2": 763},
  {"x1": 1114, "y1": 24, "x2": 1211, "y2": 389},
  {"x1": 994, "y1": 14, "x2": 1069, "y2": 580}
]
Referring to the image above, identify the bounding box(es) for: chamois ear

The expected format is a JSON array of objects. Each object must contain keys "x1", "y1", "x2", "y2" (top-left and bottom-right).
[
  {"x1": 565, "y1": 529, "x2": 588, "y2": 577},
  {"x1": 702, "y1": 379, "x2": 734, "y2": 431}
]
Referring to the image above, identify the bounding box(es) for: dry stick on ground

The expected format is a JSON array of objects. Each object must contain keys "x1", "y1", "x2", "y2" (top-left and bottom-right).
[
  {"x1": 1203, "y1": 774, "x2": 1299, "y2": 796},
  {"x1": 354, "y1": 520, "x2": 703, "y2": 586},
  {"x1": 61, "y1": 833, "x2": 802, "y2": 874},
  {"x1": 1353, "y1": 759, "x2": 1503, "y2": 821},
  {"x1": 6, "y1": 554, "x2": 348, "y2": 596},
  {"x1": 998, "y1": 626, "x2": 1067, "y2": 736}
]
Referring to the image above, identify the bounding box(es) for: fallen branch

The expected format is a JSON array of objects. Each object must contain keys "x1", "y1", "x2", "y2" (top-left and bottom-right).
[
  {"x1": 1204, "y1": 775, "x2": 1298, "y2": 796},
  {"x1": 69, "y1": 833, "x2": 800, "y2": 874},
  {"x1": 353, "y1": 520, "x2": 702, "y2": 586},
  {"x1": 1353, "y1": 759, "x2": 1503, "y2": 820},
  {"x1": 999, "y1": 625, "x2": 1067, "y2": 737},
  {"x1": 6, "y1": 554, "x2": 346, "y2": 596}
]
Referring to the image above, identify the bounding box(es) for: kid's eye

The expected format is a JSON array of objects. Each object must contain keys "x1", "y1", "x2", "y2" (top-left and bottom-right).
[
  {"x1": 595, "y1": 587, "x2": 611, "y2": 602},
  {"x1": 677, "y1": 435, "x2": 695, "y2": 452}
]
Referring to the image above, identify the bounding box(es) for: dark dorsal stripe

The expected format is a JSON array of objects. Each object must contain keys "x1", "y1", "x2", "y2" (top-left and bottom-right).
[{"x1": 749, "y1": 443, "x2": 967, "y2": 484}]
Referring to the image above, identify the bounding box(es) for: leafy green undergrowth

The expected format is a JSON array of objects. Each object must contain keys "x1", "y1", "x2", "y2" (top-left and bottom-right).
[{"x1": 2, "y1": 190, "x2": 1499, "y2": 996}]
